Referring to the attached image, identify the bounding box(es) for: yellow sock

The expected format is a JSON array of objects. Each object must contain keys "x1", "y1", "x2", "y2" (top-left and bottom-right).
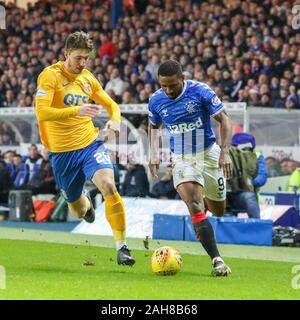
[{"x1": 104, "y1": 192, "x2": 126, "y2": 241}]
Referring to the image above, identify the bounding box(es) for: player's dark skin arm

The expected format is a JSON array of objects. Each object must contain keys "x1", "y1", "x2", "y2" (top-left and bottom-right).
[
  {"x1": 148, "y1": 122, "x2": 161, "y2": 180},
  {"x1": 213, "y1": 109, "x2": 233, "y2": 179}
]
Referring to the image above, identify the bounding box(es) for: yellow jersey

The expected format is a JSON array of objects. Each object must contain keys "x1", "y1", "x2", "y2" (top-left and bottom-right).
[{"x1": 35, "y1": 61, "x2": 121, "y2": 152}]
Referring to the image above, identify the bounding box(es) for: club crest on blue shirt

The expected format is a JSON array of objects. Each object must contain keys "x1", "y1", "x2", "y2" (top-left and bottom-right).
[
  {"x1": 211, "y1": 96, "x2": 221, "y2": 106},
  {"x1": 185, "y1": 101, "x2": 197, "y2": 114},
  {"x1": 161, "y1": 109, "x2": 169, "y2": 117},
  {"x1": 148, "y1": 80, "x2": 222, "y2": 153}
]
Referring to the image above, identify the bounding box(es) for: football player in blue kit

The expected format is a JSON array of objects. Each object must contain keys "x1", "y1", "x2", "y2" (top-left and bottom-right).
[{"x1": 148, "y1": 60, "x2": 232, "y2": 276}]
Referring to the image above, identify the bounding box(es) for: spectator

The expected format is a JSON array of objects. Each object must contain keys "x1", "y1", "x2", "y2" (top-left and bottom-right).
[
  {"x1": 274, "y1": 88, "x2": 289, "y2": 108},
  {"x1": 121, "y1": 91, "x2": 137, "y2": 104},
  {"x1": 104, "y1": 67, "x2": 125, "y2": 98},
  {"x1": 3, "y1": 150, "x2": 15, "y2": 165},
  {"x1": 182, "y1": 71, "x2": 192, "y2": 80},
  {"x1": 280, "y1": 158, "x2": 297, "y2": 176},
  {"x1": 13, "y1": 154, "x2": 29, "y2": 188},
  {"x1": 1, "y1": 132, "x2": 15, "y2": 145},
  {"x1": 98, "y1": 34, "x2": 117, "y2": 62},
  {"x1": 270, "y1": 77, "x2": 280, "y2": 105},
  {"x1": 25, "y1": 144, "x2": 43, "y2": 180},
  {"x1": 228, "y1": 133, "x2": 268, "y2": 219},
  {"x1": 27, "y1": 159, "x2": 56, "y2": 195},
  {"x1": 230, "y1": 70, "x2": 243, "y2": 101},
  {"x1": 0, "y1": 159, "x2": 13, "y2": 204},
  {"x1": 260, "y1": 94, "x2": 271, "y2": 107},
  {"x1": 150, "y1": 165, "x2": 177, "y2": 199},
  {"x1": 121, "y1": 162, "x2": 149, "y2": 197},
  {"x1": 42, "y1": 147, "x2": 49, "y2": 161},
  {"x1": 145, "y1": 54, "x2": 159, "y2": 82},
  {"x1": 288, "y1": 166, "x2": 300, "y2": 193},
  {"x1": 248, "y1": 88, "x2": 260, "y2": 106},
  {"x1": 232, "y1": 136, "x2": 269, "y2": 193},
  {"x1": 138, "y1": 89, "x2": 149, "y2": 103},
  {"x1": 0, "y1": 123, "x2": 16, "y2": 145},
  {"x1": 285, "y1": 95, "x2": 300, "y2": 110},
  {"x1": 266, "y1": 156, "x2": 282, "y2": 177},
  {"x1": 2, "y1": 90, "x2": 18, "y2": 108}
]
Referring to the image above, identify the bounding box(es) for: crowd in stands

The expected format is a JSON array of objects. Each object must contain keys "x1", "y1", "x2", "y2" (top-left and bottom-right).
[
  {"x1": 0, "y1": 144, "x2": 57, "y2": 203},
  {"x1": 0, "y1": 143, "x2": 178, "y2": 205},
  {"x1": 1, "y1": 142, "x2": 300, "y2": 220},
  {"x1": 1, "y1": 0, "x2": 300, "y2": 212},
  {"x1": 0, "y1": 0, "x2": 300, "y2": 112},
  {"x1": 0, "y1": 122, "x2": 16, "y2": 145},
  {"x1": 1, "y1": 0, "x2": 300, "y2": 148},
  {"x1": 266, "y1": 156, "x2": 299, "y2": 177}
]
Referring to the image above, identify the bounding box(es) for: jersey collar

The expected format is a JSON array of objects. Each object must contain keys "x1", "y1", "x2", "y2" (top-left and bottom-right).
[
  {"x1": 175, "y1": 80, "x2": 187, "y2": 101},
  {"x1": 59, "y1": 61, "x2": 81, "y2": 82}
]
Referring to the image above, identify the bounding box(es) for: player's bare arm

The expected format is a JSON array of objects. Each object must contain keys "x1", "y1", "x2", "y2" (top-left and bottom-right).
[
  {"x1": 148, "y1": 122, "x2": 161, "y2": 180},
  {"x1": 213, "y1": 109, "x2": 233, "y2": 179}
]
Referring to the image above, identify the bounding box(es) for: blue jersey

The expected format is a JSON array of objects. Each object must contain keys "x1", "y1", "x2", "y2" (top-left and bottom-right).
[{"x1": 148, "y1": 80, "x2": 224, "y2": 154}]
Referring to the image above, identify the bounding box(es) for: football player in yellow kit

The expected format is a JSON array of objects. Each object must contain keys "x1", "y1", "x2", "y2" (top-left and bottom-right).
[{"x1": 35, "y1": 31, "x2": 134, "y2": 266}]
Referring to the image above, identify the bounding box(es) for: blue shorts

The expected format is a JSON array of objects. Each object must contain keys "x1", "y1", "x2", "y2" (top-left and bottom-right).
[{"x1": 49, "y1": 140, "x2": 113, "y2": 202}]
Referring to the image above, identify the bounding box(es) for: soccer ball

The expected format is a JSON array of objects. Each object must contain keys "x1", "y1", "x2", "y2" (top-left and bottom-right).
[{"x1": 151, "y1": 246, "x2": 183, "y2": 276}]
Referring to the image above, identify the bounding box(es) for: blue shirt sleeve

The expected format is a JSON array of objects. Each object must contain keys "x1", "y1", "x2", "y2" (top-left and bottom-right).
[
  {"x1": 252, "y1": 154, "x2": 268, "y2": 187},
  {"x1": 148, "y1": 96, "x2": 162, "y2": 126},
  {"x1": 200, "y1": 83, "x2": 224, "y2": 116}
]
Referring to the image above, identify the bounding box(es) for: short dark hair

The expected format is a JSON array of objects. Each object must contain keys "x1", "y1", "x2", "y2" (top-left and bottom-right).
[
  {"x1": 158, "y1": 60, "x2": 182, "y2": 77},
  {"x1": 65, "y1": 31, "x2": 94, "y2": 52},
  {"x1": 280, "y1": 157, "x2": 291, "y2": 164},
  {"x1": 265, "y1": 156, "x2": 277, "y2": 161}
]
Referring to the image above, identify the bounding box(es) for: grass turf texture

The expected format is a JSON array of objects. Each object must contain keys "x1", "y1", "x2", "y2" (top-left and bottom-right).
[{"x1": 0, "y1": 229, "x2": 299, "y2": 299}]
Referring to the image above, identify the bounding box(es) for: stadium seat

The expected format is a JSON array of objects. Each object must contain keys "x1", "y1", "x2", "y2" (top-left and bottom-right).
[
  {"x1": 184, "y1": 215, "x2": 273, "y2": 246},
  {"x1": 152, "y1": 214, "x2": 185, "y2": 241},
  {"x1": 6, "y1": 163, "x2": 16, "y2": 179},
  {"x1": 227, "y1": 208, "x2": 248, "y2": 216},
  {"x1": 14, "y1": 163, "x2": 30, "y2": 187},
  {"x1": 0, "y1": 203, "x2": 9, "y2": 219}
]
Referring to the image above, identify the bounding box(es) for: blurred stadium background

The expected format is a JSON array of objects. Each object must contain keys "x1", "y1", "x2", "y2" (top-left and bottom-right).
[{"x1": 0, "y1": 0, "x2": 300, "y2": 300}]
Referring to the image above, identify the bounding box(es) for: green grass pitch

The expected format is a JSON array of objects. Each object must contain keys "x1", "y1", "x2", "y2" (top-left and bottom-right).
[{"x1": 0, "y1": 228, "x2": 299, "y2": 300}]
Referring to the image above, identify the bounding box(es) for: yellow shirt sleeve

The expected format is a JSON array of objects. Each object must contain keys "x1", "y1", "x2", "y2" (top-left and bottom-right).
[
  {"x1": 90, "y1": 77, "x2": 121, "y2": 123},
  {"x1": 35, "y1": 69, "x2": 78, "y2": 121}
]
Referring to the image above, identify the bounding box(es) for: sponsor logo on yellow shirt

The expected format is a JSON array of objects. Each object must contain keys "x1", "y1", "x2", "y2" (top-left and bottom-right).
[{"x1": 63, "y1": 94, "x2": 89, "y2": 106}]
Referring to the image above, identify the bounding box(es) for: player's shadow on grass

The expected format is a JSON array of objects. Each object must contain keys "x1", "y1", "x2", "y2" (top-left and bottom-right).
[
  {"x1": 21, "y1": 264, "x2": 131, "y2": 275},
  {"x1": 107, "y1": 270, "x2": 128, "y2": 274},
  {"x1": 179, "y1": 271, "x2": 213, "y2": 278},
  {"x1": 20, "y1": 265, "x2": 101, "y2": 275}
]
